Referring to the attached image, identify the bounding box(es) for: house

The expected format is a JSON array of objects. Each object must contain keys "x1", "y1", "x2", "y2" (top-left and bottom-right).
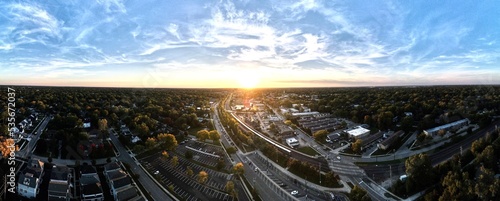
[
  {"x1": 131, "y1": 135, "x2": 141, "y2": 144},
  {"x1": 104, "y1": 162, "x2": 144, "y2": 201},
  {"x1": 17, "y1": 159, "x2": 45, "y2": 199},
  {"x1": 80, "y1": 165, "x2": 104, "y2": 201},
  {"x1": 48, "y1": 165, "x2": 71, "y2": 201}
]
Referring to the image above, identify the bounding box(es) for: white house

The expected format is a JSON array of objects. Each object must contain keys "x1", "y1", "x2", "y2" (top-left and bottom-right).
[{"x1": 17, "y1": 159, "x2": 44, "y2": 199}]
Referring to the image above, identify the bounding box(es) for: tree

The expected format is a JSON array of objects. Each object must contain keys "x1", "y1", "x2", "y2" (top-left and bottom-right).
[
  {"x1": 133, "y1": 145, "x2": 145, "y2": 153},
  {"x1": 225, "y1": 181, "x2": 237, "y2": 197},
  {"x1": 98, "y1": 119, "x2": 108, "y2": 131},
  {"x1": 185, "y1": 150, "x2": 193, "y2": 159},
  {"x1": 171, "y1": 156, "x2": 179, "y2": 167},
  {"x1": 405, "y1": 153, "x2": 434, "y2": 193},
  {"x1": 186, "y1": 166, "x2": 194, "y2": 177},
  {"x1": 349, "y1": 185, "x2": 371, "y2": 201},
  {"x1": 197, "y1": 130, "x2": 209, "y2": 141},
  {"x1": 352, "y1": 139, "x2": 362, "y2": 153},
  {"x1": 226, "y1": 146, "x2": 237, "y2": 154},
  {"x1": 157, "y1": 133, "x2": 178, "y2": 151},
  {"x1": 313, "y1": 130, "x2": 328, "y2": 143},
  {"x1": 474, "y1": 166, "x2": 499, "y2": 200},
  {"x1": 198, "y1": 171, "x2": 208, "y2": 184},
  {"x1": 145, "y1": 137, "x2": 157, "y2": 149},
  {"x1": 161, "y1": 150, "x2": 169, "y2": 160},
  {"x1": 209, "y1": 130, "x2": 220, "y2": 142},
  {"x1": 232, "y1": 162, "x2": 245, "y2": 176},
  {"x1": 216, "y1": 159, "x2": 225, "y2": 170}
]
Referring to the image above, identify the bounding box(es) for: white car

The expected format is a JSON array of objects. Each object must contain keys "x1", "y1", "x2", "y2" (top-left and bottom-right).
[
  {"x1": 291, "y1": 190, "x2": 299, "y2": 196},
  {"x1": 336, "y1": 156, "x2": 341, "y2": 160},
  {"x1": 154, "y1": 170, "x2": 160, "y2": 175}
]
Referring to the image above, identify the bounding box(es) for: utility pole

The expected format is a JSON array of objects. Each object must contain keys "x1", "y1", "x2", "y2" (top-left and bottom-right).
[
  {"x1": 390, "y1": 165, "x2": 392, "y2": 180},
  {"x1": 319, "y1": 162, "x2": 322, "y2": 185}
]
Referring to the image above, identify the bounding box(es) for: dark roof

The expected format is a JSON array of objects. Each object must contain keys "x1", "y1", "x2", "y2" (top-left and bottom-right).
[
  {"x1": 51, "y1": 166, "x2": 69, "y2": 181},
  {"x1": 80, "y1": 174, "x2": 100, "y2": 185},
  {"x1": 47, "y1": 195, "x2": 67, "y2": 201},
  {"x1": 116, "y1": 186, "x2": 139, "y2": 201},
  {"x1": 80, "y1": 165, "x2": 97, "y2": 175},
  {"x1": 111, "y1": 176, "x2": 132, "y2": 190},
  {"x1": 106, "y1": 169, "x2": 127, "y2": 181},
  {"x1": 104, "y1": 162, "x2": 121, "y2": 172},
  {"x1": 48, "y1": 182, "x2": 68, "y2": 193},
  {"x1": 82, "y1": 182, "x2": 103, "y2": 196}
]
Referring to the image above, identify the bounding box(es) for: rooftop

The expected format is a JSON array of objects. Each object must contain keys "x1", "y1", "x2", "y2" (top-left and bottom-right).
[
  {"x1": 104, "y1": 162, "x2": 121, "y2": 172},
  {"x1": 347, "y1": 127, "x2": 370, "y2": 137}
]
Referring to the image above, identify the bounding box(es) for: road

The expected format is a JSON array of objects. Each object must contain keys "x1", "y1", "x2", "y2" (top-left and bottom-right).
[
  {"x1": 18, "y1": 115, "x2": 51, "y2": 158},
  {"x1": 108, "y1": 128, "x2": 174, "y2": 201},
  {"x1": 212, "y1": 102, "x2": 282, "y2": 201},
  {"x1": 359, "y1": 120, "x2": 500, "y2": 182}
]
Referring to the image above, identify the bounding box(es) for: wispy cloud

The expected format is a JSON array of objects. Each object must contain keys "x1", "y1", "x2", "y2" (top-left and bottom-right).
[{"x1": 0, "y1": 0, "x2": 499, "y2": 87}]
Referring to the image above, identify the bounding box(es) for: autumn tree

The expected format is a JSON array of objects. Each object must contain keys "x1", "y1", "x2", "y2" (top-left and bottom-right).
[
  {"x1": 161, "y1": 150, "x2": 169, "y2": 160},
  {"x1": 145, "y1": 137, "x2": 157, "y2": 149},
  {"x1": 405, "y1": 153, "x2": 434, "y2": 193},
  {"x1": 225, "y1": 181, "x2": 237, "y2": 197},
  {"x1": 313, "y1": 130, "x2": 328, "y2": 143},
  {"x1": 352, "y1": 139, "x2": 362, "y2": 153},
  {"x1": 171, "y1": 155, "x2": 179, "y2": 167},
  {"x1": 209, "y1": 130, "x2": 220, "y2": 142},
  {"x1": 232, "y1": 162, "x2": 245, "y2": 176},
  {"x1": 196, "y1": 130, "x2": 209, "y2": 141},
  {"x1": 198, "y1": 171, "x2": 208, "y2": 184},
  {"x1": 98, "y1": 119, "x2": 108, "y2": 131},
  {"x1": 349, "y1": 185, "x2": 371, "y2": 201},
  {"x1": 157, "y1": 133, "x2": 178, "y2": 151},
  {"x1": 186, "y1": 166, "x2": 194, "y2": 177}
]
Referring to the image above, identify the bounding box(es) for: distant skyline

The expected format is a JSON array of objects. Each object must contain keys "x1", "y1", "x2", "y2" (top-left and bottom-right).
[{"x1": 1, "y1": 0, "x2": 500, "y2": 88}]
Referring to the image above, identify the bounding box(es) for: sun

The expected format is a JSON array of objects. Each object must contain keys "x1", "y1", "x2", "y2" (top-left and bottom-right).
[{"x1": 238, "y1": 77, "x2": 259, "y2": 89}]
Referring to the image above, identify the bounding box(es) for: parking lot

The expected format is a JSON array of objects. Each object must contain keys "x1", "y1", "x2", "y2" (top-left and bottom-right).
[
  {"x1": 176, "y1": 140, "x2": 233, "y2": 170},
  {"x1": 140, "y1": 152, "x2": 234, "y2": 201}
]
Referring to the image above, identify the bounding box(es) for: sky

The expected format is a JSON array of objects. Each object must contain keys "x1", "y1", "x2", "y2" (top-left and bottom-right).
[{"x1": 1, "y1": 0, "x2": 499, "y2": 88}]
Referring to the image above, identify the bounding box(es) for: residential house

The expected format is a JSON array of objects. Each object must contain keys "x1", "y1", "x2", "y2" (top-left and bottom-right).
[{"x1": 18, "y1": 159, "x2": 45, "y2": 199}]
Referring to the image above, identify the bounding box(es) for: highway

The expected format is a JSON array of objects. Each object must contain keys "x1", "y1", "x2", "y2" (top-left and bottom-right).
[{"x1": 212, "y1": 102, "x2": 282, "y2": 201}]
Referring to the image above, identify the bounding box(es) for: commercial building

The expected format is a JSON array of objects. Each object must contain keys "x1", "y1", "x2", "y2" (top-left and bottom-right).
[
  {"x1": 423, "y1": 118, "x2": 469, "y2": 136},
  {"x1": 286, "y1": 138, "x2": 299, "y2": 148},
  {"x1": 346, "y1": 126, "x2": 370, "y2": 139},
  {"x1": 378, "y1": 130, "x2": 404, "y2": 150}
]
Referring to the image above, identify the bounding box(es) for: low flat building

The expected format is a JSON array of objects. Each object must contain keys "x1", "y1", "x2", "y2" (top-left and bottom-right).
[
  {"x1": 286, "y1": 138, "x2": 299, "y2": 148},
  {"x1": 423, "y1": 118, "x2": 469, "y2": 136},
  {"x1": 378, "y1": 130, "x2": 404, "y2": 150},
  {"x1": 347, "y1": 126, "x2": 370, "y2": 139}
]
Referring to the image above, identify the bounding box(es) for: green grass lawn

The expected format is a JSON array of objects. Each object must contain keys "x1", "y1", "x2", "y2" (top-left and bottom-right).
[{"x1": 296, "y1": 146, "x2": 320, "y2": 156}]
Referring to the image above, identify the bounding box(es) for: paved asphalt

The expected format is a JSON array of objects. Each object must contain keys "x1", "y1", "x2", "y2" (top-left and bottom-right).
[
  {"x1": 109, "y1": 128, "x2": 174, "y2": 201},
  {"x1": 18, "y1": 115, "x2": 51, "y2": 158},
  {"x1": 212, "y1": 102, "x2": 282, "y2": 201}
]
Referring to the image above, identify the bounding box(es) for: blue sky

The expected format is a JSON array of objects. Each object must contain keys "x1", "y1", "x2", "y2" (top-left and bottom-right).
[{"x1": 1, "y1": 0, "x2": 499, "y2": 88}]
